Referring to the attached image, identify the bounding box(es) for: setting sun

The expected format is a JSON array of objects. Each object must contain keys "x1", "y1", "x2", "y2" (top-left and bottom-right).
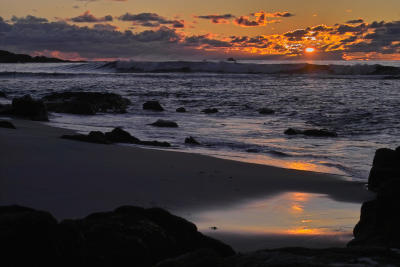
[{"x1": 305, "y1": 47, "x2": 316, "y2": 53}]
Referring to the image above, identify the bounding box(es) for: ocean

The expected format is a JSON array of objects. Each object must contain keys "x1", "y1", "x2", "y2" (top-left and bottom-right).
[{"x1": 1, "y1": 60, "x2": 399, "y2": 182}]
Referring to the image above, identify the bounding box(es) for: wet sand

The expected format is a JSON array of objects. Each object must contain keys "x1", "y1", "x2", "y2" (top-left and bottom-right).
[{"x1": 0, "y1": 119, "x2": 374, "y2": 249}]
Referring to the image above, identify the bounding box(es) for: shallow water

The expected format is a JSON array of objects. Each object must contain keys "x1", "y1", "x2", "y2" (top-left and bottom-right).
[
  {"x1": 1, "y1": 60, "x2": 399, "y2": 181},
  {"x1": 181, "y1": 192, "x2": 361, "y2": 250}
]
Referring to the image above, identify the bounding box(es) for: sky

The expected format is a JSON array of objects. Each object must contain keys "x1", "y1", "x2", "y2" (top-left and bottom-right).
[{"x1": 0, "y1": 0, "x2": 399, "y2": 60}]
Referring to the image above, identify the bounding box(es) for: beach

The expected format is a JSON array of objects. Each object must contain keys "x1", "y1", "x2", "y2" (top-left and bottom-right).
[{"x1": 0, "y1": 119, "x2": 374, "y2": 251}]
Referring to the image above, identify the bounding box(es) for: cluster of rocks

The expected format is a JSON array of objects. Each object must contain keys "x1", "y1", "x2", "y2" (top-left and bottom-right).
[
  {"x1": 0, "y1": 205, "x2": 234, "y2": 267},
  {"x1": 62, "y1": 127, "x2": 171, "y2": 147},
  {"x1": 284, "y1": 128, "x2": 338, "y2": 137},
  {"x1": 42, "y1": 91, "x2": 131, "y2": 115},
  {"x1": 348, "y1": 146, "x2": 400, "y2": 248},
  {"x1": 2, "y1": 204, "x2": 400, "y2": 267},
  {"x1": 0, "y1": 94, "x2": 49, "y2": 121}
]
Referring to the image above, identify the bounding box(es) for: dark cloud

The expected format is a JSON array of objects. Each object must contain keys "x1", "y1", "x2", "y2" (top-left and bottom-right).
[
  {"x1": 234, "y1": 16, "x2": 260, "y2": 27},
  {"x1": 346, "y1": 19, "x2": 364, "y2": 24},
  {"x1": 196, "y1": 14, "x2": 235, "y2": 24},
  {"x1": 284, "y1": 29, "x2": 309, "y2": 40},
  {"x1": 11, "y1": 15, "x2": 48, "y2": 24},
  {"x1": 69, "y1": 11, "x2": 113, "y2": 23},
  {"x1": 271, "y1": 12, "x2": 294, "y2": 18},
  {"x1": 92, "y1": 23, "x2": 118, "y2": 31},
  {"x1": 118, "y1": 12, "x2": 184, "y2": 28}
]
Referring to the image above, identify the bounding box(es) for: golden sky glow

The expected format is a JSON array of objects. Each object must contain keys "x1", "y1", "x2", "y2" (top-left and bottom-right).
[{"x1": 0, "y1": 0, "x2": 399, "y2": 60}]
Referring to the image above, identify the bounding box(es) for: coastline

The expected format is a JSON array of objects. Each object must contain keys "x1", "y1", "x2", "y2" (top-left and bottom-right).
[{"x1": 0, "y1": 119, "x2": 374, "y2": 249}]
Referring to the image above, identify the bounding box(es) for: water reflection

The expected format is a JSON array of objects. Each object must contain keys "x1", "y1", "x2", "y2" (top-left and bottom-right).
[{"x1": 190, "y1": 192, "x2": 360, "y2": 237}]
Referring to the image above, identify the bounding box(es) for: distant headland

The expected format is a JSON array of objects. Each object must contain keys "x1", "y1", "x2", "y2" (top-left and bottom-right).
[{"x1": 0, "y1": 50, "x2": 78, "y2": 63}]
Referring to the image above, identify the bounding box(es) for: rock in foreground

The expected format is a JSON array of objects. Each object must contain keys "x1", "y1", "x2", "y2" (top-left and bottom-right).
[
  {"x1": 185, "y1": 136, "x2": 200, "y2": 145},
  {"x1": 348, "y1": 146, "x2": 400, "y2": 248},
  {"x1": 0, "y1": 205, "x2": 234, "y2": 267},
  {"x1": 42, "y1": 91, "x2": 131, "y2": 115},
  {"x1": 202, "y1": 108, "x2": 219, "y2": 114}
]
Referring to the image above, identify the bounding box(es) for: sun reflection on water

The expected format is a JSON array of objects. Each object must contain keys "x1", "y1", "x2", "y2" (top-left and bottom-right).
[{"x1": 190, "y1": 192, "x2": 360, "y2": 238}]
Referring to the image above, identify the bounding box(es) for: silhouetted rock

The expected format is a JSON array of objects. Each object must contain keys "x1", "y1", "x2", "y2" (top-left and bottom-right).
[
  {"x1": 42, "y1": 92, "x2": 130, "y2": 115},
  {"x1": 348, "y1": 146, "x2": 400, "y2": 248},
  {"x1": 0, "y1": 95, "x2": 49, "y2": 121},
  {"x1": 0, "y1": 206, "x2": 60, "y2": 266},
  {"x1": 185, "y1": 136, "x2": 200, "y2": 145},
  {"x1": 0, "y1": 120, "x2": 16, "y2": 129},
  {"x1": 0, "y1": 50, "x2": 71, "y2": 63},
  {"x1": 258, "y1": 108, "x2": 275, "y2": 115},
  {"x1": 0, "y1": 205, "x2": 234, "y2": 267},
  {"x1": 284, "y1": 128, "x2": 337, "y2": 137},
  {"x1": 0, "y1": 91, "x2": 6, "y2": 98},
  {"x1": 176, "y1": 107, "x2": 186, "y2": 113},
  {"x1": 105, "y1": 127, "x2": 140, "y2": 144},
  {"x1": 61, "y1": 128, "x2": 171, "y2": 147},
  {"x1": 226, "y1": 57, "x2": 236, "y2": 62},
  {"x1": 150, "y1": 119, "x2": 179, "y2": 128},
  {"x1": 143, "y1": 101, "x2": 164, "y2": 111},
  {"x1": 62, "y1": 131, "x2": 111, "y2": 144},
  {"x1": 284, "y1": 128, "x2": 303, "y2": 135},
  {"x1": 202, "y1": 108, "x2": 218, "y2": 114}
]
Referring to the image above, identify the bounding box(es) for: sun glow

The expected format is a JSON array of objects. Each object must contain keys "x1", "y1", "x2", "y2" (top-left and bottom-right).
[{"x1": 305, "y1": 47, "x2": 316, "y2": 53}]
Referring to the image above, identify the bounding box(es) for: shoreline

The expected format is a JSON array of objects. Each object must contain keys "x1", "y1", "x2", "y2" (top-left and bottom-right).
[{"x1": 0, "y1": 118, "x2": 374, "y2": 249}]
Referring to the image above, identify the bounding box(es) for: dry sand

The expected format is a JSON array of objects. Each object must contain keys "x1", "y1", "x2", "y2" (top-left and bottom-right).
[{"x1": 0, "y1": 119, "x2": 373, "y2": 220}]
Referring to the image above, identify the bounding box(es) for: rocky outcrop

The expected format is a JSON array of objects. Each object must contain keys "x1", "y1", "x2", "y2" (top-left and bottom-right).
[
  {"x1": 176, "y1": 107, "x2": 186, "y2": 113},
  {"x1": 143, "y1": 101, "x2": 164, "y2": 111},
  {"x1": 62, "y1": 127, "x2": 171, "y2": 147},
  {"x1": 150, "y1": 119, "x2": 179, "y2": 128},
  {"x1": 0, "y1": 50, "x2": 70, "y2": 63},
  {"x1": 258, "y1": 108, "x2": 275, "y2": 115},
  {"x1": 348, "y1": 146, "x2": 400, "y2": 248},
  {"x1": 0, "y1": 205, "x2": 234, "y2": 267},
  {"x1": 202, "y1": 108, "x2": 219, "y2": 114},
  {"x1": 284, "y1": 128, "x2": 338, "y2": 137},
  {"x1": 0, "y1": 120, "x2": 16, "y2": 129},
  {"x1": 42, "y1": 92, "x2": 131, "y2": 115},
  {"x1": 0, "y1": 91, "x2": 6, "y2": 98},
  {"x1": 0, "y1": 95, "x2": 49, "y2": 121},
  {"x1": 185, "y1": 136, "x2": 200, "y2": 145}
]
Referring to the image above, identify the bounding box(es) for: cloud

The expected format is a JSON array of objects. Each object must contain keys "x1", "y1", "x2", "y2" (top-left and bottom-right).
[
  {"x1": 0, "y1": 15, "x2": 399, "y2": 60},
  {"x1": 118, "y1": 12, "x2": 184, "y2": 28},
  {"x1": 69, "y1": 11, "x2": 113, "y2": 23},
  {"x1": 196, "y1": 14, "x2": 235, "y2": 24},
  {"x1": 234, "y1": 11, "x2": 290, "y2": 27},
  {"x1": 347, "y1": 19, "x2": 364, "y2": 24},
  {"x1": 269, "y1": 12, "x2": 294, "y2": 18},
  {"x1": 11, "y1": 15, "x2": 48, "y2": 24}
]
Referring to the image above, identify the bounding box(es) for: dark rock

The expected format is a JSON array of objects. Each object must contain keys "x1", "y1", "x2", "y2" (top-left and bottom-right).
[
  {"x1": 303, "y1": 129, "x2": 338, "y2": 137},
  {"x1": 0, "y1": 205, "x2": 234, "y2": 267},
  {"x1": 284, "y1": 128, "x2": 303, "y2": 135},
  {"x1": 105, "y1": 127, "x2": 140, "y2": 144},
  {"x1": 0, "y1": 91, "x2": 6, "y2": 98},
  {"x1": 7, "y1": 95, "x2": 49, "y2": 121},
  {"x1": 258, "y1": 108, "x2": 275, "y2": 115},
  {"x1": 0, "y1": 120, "x2": 16, "y2": 129},
  {"x1": 62, "y1": 131, "x2": 111, "y2": 144},
  {"x1": 0, "y1": 206, "x2": 60, "y2": 266},
  {"x1": 226, "y1": 57, "x2": 236, "y2": 62},
  {"x1": 185, "y1": 136, "x2": 200, "y2": 145},
  {"x1": 284, "y1": 128, "x2": 337, "y2": 137},
  {"x1": 176, "y1": 107, "x2": 186, "y2": 113},
  {"x1": 42, "y1": 91, "x2": 131, "y2": 115},
  {"x1": 156, "y1": 249, "x2": 223, "y2": 267},
  {"x1": 150, "y1": 119, "x2": 179, "y2": 128},
  {"x1": 349, "y1": 146, "x2": 400, "y2": 248},
  {"x1": 202, "y1": 108, "x2": 218, "y2": 114},
  {"x1": 368, "y1": 148, "x2": 400, "y2": 192},
  {"x1": 143, "y1": 101, "x2": 164, "y2": 111}
]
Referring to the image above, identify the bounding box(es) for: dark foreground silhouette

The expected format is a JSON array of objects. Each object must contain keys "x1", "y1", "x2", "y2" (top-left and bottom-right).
[{"x1": 0, "y1": 50, "x2": 71, "y2": 63}]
